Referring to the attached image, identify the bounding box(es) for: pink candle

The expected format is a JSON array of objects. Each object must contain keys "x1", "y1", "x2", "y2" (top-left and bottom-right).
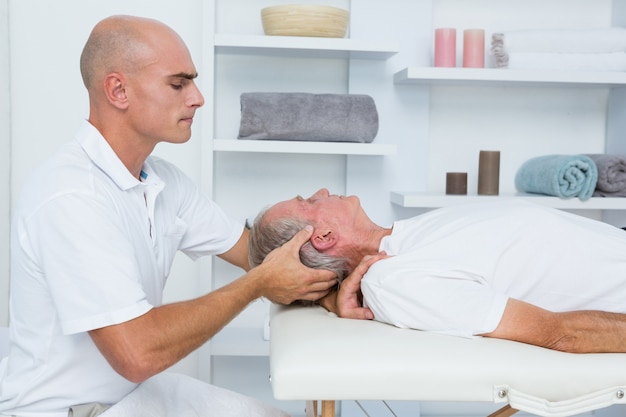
[
  {"x1": 463, "y1": 29, "x2": 485, "y2": 68},
  {"x1": 434, "y1": 28, "x2": 456, "y2": 67}
]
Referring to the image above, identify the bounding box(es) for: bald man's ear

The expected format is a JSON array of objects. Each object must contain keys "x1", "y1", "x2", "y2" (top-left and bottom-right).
[
  {"x1": 310, "y1": 229, "x2": 337, "y2": 252},
  {"x1": 103, "y1": 73, "x2": 129, "y2": 109}
]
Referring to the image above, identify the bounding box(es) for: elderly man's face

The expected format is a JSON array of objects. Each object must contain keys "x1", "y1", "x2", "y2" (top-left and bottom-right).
[{"x1": 265, "y1": 188, "x2": 363, "y2": 230}]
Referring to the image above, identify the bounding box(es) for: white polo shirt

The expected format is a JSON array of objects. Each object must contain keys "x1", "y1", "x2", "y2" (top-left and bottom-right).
[
  {"x1": 361, "y1": 200, "x2": 626, "y2": 337},
  {"x1": 0, "y1": 120, "x2": 243, "y2": 417}
]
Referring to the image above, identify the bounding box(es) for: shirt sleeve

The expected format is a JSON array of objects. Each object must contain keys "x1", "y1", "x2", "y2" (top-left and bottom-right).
[
  {"x1": 149, "y1": 157, "x2": 244, "y2": 259},
  {"x1": 361, "y1": 259, "x2": 509, "y2": 337}
]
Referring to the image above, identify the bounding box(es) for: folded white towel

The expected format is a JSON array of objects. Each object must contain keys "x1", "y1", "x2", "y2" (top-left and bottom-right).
[
  {"x1": 496, "y1": 51, "x2": 626, "y2": 71},
  {"x1": 492, "y1": 28, "x2": 626, "y2": 55},
  {"x1": 491, "y1": 28, "x2": 626, "y2": 69},
  {"x1": 100, "y1": 372, "x2": 289, "y2": 417}
]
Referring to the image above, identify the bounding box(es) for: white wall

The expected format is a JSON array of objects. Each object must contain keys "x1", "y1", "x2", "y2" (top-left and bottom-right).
[
  {"x1": 5, "y1": 0, "x2": 209, "y2": 375},
  {"x1": 347, "y1": 0, "x2": 432, "y2": 226},
  {"x1": 8, "y1": 0, "x2": 206, "y2": 195},
  {"x1": 0, "y1": 0, "x2": 9, "y2": 326}
]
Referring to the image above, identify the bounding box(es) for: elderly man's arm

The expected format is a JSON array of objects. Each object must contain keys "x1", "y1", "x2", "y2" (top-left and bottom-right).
[{"x1": 480, "y1": 298, "x2": 626, "y2": 353}]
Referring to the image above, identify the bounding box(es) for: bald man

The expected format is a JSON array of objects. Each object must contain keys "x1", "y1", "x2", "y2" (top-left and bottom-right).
[{"x1": 0, "y1": 15, "x2": 337, "y2": 417}]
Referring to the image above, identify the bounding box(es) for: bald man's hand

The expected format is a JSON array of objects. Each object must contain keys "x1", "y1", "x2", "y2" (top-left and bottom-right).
[{"x1": 256, "y1": 226, "x2": 338, "y2": 305}]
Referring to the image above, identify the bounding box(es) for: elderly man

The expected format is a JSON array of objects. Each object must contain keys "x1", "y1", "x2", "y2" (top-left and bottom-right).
[
  {"x1": 0, "y1": 16, "x2": 337, "y2": 417},
  {"x1": 249, "y1": 188, "x2": 626, "y2": 353}
]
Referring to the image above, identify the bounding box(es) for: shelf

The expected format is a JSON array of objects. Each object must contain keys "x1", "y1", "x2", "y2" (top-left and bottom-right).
[
  {"x1": 394, "y1": 67, "x2": 626, "y2": 88},
  {"x1": 211, "y1": 327, "x2": 269, "y2": 357},
  {"x1": 214, "y1": 34, "x2": 399, "y2": 59},
  {"x1": 213, "y1": 139, "x2": 397, "y2": 155},
  {"x1": 390, "y1": 191, "x2": 626, "y2": 210}
]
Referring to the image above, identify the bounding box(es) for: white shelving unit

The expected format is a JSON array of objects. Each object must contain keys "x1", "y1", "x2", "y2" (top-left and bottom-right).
[
  {"x1": 213, "y1": 139, "x2": 397, "y2": 155},
  {"x1": 391, "y1": 192, "x2": 626, "y2": 210},
  {"x1": 211, "y1": 35, "x2": 399, "y2": 158},
  {"x1": 210, "y1": 13, "x2": 398, "y2": 360},
  {"x1": 394, "y1": 66, "x2": 626, "y2": 88},
  {"x1": 215, "y1": 34, "x2": 399, "y2": 60},
  {"x1": 391, "y1": 66, "x2": 626, "y2": 212}
]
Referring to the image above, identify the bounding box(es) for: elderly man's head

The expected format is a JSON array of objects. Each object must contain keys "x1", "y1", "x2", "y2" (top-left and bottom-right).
[{"x1": 248, "y1": 188, "x2": 369, "y2": 280}]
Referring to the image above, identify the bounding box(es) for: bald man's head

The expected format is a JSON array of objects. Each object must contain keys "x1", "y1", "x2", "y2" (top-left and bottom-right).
[{"x1": 79, "y1": 15, "x2": 182, "y2": 92}]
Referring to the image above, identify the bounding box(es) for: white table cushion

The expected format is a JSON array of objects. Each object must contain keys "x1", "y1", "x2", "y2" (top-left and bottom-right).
[{"x1": 269, "y1": 304, "x2": 626, "y2": 416}]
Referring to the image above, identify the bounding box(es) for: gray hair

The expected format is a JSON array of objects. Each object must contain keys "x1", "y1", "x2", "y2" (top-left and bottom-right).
[{"x1": 248, "y1": 206, "x2": 349, "y2": 281}]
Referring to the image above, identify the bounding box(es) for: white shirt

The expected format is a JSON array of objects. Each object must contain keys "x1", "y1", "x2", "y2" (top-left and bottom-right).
[
  {"x1": 0, "y1": 121, "x2": 243, "y2": 417},
  {"x1": 361, "y1": 200, "x2": 626, "y2": 337}
]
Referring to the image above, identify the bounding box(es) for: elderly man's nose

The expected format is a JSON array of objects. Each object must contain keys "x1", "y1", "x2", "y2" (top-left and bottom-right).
[{"x1": 314, "y1": 188, "x2": 330, "y2": 198}]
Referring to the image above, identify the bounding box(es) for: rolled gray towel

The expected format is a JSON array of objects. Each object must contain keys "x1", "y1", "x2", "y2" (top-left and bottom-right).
[
  {"x1": 586, "y1": 154, "x2": 626, "y2": 197},
  {"x1": 237, "y1": 92, "x2": 379, "y2": 143}
]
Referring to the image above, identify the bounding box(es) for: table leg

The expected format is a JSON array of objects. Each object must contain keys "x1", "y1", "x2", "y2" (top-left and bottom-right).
[
  {"x1": 305, "y1": 400, "x2": 317, "y2": 417},
  {"x1": 321, "y1": 400, "x2": 335, "y2": 417},
  {"x1": 488, "y1": 404, "x2": 519, "y2": 417}
]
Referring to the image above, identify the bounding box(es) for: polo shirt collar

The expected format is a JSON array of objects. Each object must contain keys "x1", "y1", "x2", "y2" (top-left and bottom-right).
[{"x1": 75, "y1": 120, "x2": 159, "y2": 191}]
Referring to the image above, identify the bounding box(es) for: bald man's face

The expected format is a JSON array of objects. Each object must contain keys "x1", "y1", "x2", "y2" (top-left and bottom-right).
[{"x1": 123, "y1": 24, "x2": 204, "y2": 146}]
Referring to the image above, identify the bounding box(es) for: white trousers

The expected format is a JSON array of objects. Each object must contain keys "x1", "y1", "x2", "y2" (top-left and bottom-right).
[{"x1": 99, "y1": 373, "x2": 290, "y2": 417}]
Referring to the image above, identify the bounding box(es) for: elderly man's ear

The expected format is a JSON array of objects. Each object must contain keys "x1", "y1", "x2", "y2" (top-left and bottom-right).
[{"x1": 311, "y1": 229, "x2": 337, "y2": 252}]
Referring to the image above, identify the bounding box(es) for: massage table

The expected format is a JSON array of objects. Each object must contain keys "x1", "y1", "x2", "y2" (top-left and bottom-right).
[{"x1": 269, "y1": 304, "x2": 626, "y2": 417}]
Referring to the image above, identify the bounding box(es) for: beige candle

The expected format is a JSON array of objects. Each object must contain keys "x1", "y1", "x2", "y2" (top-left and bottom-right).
[
  {"x1": 478, "y1": 151, "x2": 500, "y2": 195},
  {"x1": 463, "y1": 29, "x2": 485, "y2": 68}
]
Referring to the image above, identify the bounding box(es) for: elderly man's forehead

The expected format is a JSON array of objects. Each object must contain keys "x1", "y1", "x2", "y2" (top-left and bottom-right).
[
  {"x1": 266, "y1": 200, "x2": 292, "y2": 220},
  {"x1": 265, "y1": 199, "x2": 302, "y2": 222}
]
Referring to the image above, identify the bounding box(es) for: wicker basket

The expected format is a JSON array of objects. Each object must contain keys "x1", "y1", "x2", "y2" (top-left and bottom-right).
[{"x1": 261, "y1": 5, "x2": 349, "y2": 38}]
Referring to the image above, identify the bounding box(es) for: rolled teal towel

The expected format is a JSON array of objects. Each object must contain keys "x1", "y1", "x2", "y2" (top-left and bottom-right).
[{"x1": 515, "y1": 154, "x2": 598, "y2": 200}]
